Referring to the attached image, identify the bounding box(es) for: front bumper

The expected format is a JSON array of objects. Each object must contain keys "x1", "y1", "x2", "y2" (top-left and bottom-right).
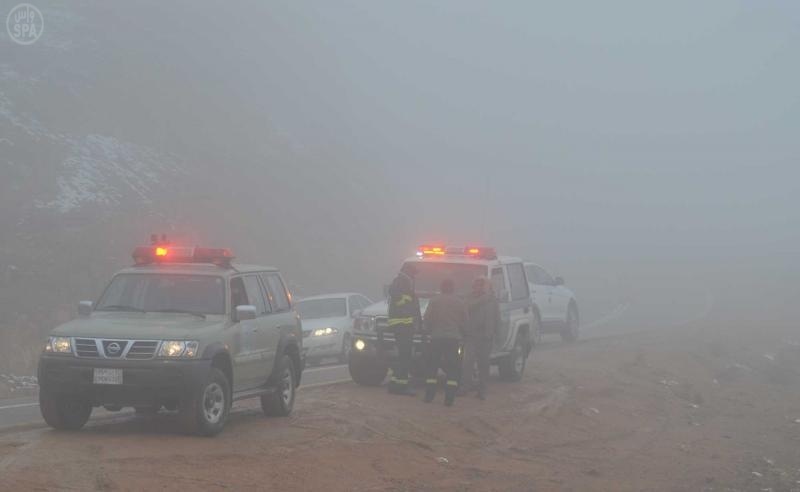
[
  {"x1": 38, "y1": 354, "x2": 211, "y2": 407},
  {"x1": 350, "y1": 332, "x2": 427, "y2": 360},
  {"x1": 303, "y1": 333, "x2": 344, "y2": 359}
]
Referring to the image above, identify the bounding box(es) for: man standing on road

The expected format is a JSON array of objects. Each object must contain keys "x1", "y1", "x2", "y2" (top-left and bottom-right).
[
  {"x1": 459, "y1": 277, "x2": 500, "y2": 400},
  {"x1": 386, "y1": 264, "x2": 422, "y2": 395},
  {"x1": 422, "y1": 278, "x2": 467, "y2": 406}
]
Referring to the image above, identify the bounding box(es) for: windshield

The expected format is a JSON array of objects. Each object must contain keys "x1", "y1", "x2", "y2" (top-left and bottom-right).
[
  {"x1": 95, "y1": 274, "x2": 226, "y2": 315},
  {"x1": 405, "y1": 262, "x2": 488, "y2": 297},
  {"x1": 296, "y1": 298, "x2": 347, "y2": 319}
]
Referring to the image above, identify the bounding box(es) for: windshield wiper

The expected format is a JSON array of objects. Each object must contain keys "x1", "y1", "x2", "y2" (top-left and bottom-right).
[
  {"x1": 98, "y1": 305, "x2": 147, "y2": 313},
  {"x1": 155, "y1": 309, "x2": 207, "y2": 319}
]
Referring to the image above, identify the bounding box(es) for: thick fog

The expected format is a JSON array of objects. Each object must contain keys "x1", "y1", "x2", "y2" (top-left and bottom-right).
[{"x1": 2, "y1": 0, "x2": 799, "y2": 364}]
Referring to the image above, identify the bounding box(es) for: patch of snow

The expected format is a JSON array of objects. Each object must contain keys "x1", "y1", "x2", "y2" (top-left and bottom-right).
[{"x1": 35, "y1": 134, "x2": 182, "y2": 213}]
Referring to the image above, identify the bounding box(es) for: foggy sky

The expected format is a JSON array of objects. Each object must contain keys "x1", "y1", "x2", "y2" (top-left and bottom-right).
[{"x1": 4, "y1": 0, "x2": 799, "y2": 326}]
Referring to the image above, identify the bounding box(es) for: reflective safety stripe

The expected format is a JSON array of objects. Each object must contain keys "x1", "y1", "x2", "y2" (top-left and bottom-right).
[
  {"x1": 394, "y1": 294, "x2": 413, "y2": 307},
  {"x1": 387, "y1": 317, "x2": 414, "y2": 326},
  {"x1": 390, "y1": 377, "x2": 409, "y2": 384},
  {"x1": 446, "y1": 380, "x2": 459, "y2": 387},
  {"x1": 425, "y1": 379, "x2": 438, "y2": 385}
]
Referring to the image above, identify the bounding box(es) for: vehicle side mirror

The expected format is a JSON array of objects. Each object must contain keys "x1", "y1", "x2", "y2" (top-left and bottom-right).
[
  {"x1": 78, "y1": 301, "x2": 93, "y2": 316},
  {"x1": 235, "y1": 305, "x2": 257, "y2": 322},
  {"x1": 554, "y1": 277, "x2": 564, "y2": 286}
]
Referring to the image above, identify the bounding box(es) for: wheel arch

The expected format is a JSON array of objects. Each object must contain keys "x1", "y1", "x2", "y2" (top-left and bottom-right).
[{"x1": 203, "y1": 343, "x2": 233, "y2": 386}]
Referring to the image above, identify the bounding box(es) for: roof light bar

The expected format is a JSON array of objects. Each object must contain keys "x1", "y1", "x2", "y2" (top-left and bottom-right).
[
  {"x1": 416, "y1": 245, "x2": 497, "y2": 260},
  {"x1": 133, "y1": 236, "x2": 235, "y2": 267}
]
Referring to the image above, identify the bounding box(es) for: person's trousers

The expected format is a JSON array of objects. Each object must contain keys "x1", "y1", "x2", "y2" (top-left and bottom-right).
[
  {"x1": 389, "y1": 328, "x2": 414, "y2": 392},
  {"x1": 424, "y1": 337, "x2": 461, "y2": 403},
  {"x1": 461, "y1": 337, "x2": 492, "y2": 393}
]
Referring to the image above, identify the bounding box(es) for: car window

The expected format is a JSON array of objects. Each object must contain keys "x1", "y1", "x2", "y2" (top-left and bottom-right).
[
  {"x1": 525, "y1": 266, "x2": 537, "y2": 284},
  {"x1": 537, "y1": 266, "x2": 555, "y2": 286},
  {"x1": 348, "y1": 296, "x2": 359, "y2": 314},
  {"x1": 96, "y1": 274, "x2": 226, "y2": 315},
  {"x1": 507, "y1": 263, "x2": 530, "y2": 301},
  {"x1": 242, "y1": 276, "x2": 268, "y2": 315},
  {"x1": 230, "y1": 277, "x2": 249, "y2": 309},
  {"x1": 263, "y1": 274, "x2": 290, "y2": 311},
  {"x1": 297, "y1": 298, "x2": 346, "y2": 318},
  {"x1": 359, "y1": 295, "x2": 372, "y2": 308},
  {"x1": 490, "y1": 267, "x2": 506, "y2": 301},
  {"x1": 528, "y1": 265, "x2": 554, "y2": 286}
]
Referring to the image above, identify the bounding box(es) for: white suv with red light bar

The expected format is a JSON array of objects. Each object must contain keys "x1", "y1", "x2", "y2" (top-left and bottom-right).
[
  {"x1": 349, "y1": 245, "x2": 537, "y2": 385},
  {"x1": 37, "y1": 237, "x2": 304, "y2": 436}
]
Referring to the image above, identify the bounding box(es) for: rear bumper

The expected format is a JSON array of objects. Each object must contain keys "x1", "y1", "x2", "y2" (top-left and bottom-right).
[{"x1": 38, "y1": 354, "x2": 210, "y2": 407}]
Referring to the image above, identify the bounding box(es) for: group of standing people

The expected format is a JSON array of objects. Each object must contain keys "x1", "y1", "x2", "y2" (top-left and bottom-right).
[{"x1": 386, "y1": 265, "x2": 501, "y2": 406}]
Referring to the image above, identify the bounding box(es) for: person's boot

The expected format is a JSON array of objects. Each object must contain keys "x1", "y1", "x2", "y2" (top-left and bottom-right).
[{"x1": 444, "y1": 383, "x2": 457, "y2": 406}]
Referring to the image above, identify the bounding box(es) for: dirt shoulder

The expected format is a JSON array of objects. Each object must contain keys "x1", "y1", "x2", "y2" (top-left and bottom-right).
[{"x1": 3, "y1": 323, "x2": 800, "y2": 491}]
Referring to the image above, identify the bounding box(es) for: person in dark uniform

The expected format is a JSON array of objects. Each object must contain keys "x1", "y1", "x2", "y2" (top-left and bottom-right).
[
  {"x1": 386, "y1": 264, "x2": 422, "y2": 395},
  {"x1": 422, "y1": 278, "x2": 467, "y2": 406}
]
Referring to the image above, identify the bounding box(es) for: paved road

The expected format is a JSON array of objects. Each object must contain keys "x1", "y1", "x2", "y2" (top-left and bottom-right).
[
  {"x1": 1, "y1": 294, "x2": 714, "y2": 432},
  {"x1": 0, "y1": 363, "x2": 350, "y2": 431}
]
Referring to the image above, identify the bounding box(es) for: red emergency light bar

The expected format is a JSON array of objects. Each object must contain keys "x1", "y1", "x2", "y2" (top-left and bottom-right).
[
  {"x1": 416, "y1": 245, "x2": 497, "y2": 260},
  {"x1": 132, "y1": 245, "x2": 235, "y2": 267}
]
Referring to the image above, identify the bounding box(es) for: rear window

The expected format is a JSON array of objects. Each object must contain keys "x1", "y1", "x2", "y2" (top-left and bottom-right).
[{"x1": 404, "y1": 261, "x2": 487, "y2": 297}]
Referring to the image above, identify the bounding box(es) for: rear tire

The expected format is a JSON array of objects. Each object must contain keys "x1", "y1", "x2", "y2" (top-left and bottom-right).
[
  {"x1": 262, "y1": 354, "x2": 296, "y2": 417},
  {"x1": 39, "y1": 389, "x2": 92, "y2": 430},
  {"x1": 560, "y1": 304, "x2": 579, "y2": 343},
  {"x1": 498, "y1": 335, "x2": 528, "y2": 382},
  {"x1": 179, "y1": 367, "x2": 230, "y2": 436},
  {"x1": 349, "y1": 354, "x2": 389, "y2": 386}
]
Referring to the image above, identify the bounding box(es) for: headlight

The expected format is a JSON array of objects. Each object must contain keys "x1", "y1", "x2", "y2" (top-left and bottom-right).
[
  {"x1": 354, "y1": 339, "x2": 366, "y2": 351},
  {"x1": 354, "y1": 316, "x2": 375, "y2": 332},
  {"x1": 312, "y1": 327, "x2": 338, "y2": 337},
  {"x1": 46, "y1": 336, "x2": 72, "y2": 354},
  {"x1": 159, "y1": 340, "x2": 199, "y2": 358}
]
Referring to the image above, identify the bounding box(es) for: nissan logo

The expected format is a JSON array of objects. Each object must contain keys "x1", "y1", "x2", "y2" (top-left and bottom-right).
[{"x1": 107, "y1": 342, "x2": 122, "y2": 354}]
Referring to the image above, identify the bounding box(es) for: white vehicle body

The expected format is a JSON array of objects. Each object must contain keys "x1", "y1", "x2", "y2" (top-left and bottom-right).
[
  {"x1": 523, "y1": 262, "x2": 579, "y2": 341},
  {"x1": 350, "y1": 249, "x2": 537, "y2": 385},
  {"x1": 296, "y1": 293, "x2": 373, "y2": 363}
]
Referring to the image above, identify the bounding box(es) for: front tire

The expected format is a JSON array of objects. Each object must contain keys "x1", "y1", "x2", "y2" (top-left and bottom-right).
[
  {"x1": 498, "y1": 335, "x2": 528, "y2": 382},
  {"x1": 560, "y1": 304, "x2": 579, "y2": 343},
  {"x1": 262, "y1": 354, "x2": 296, "y2": 417},
  {"x1": 338, "y1": 334, "x2": 352, "y2": 364},
  {"x1": 39, "y1": 390, "x2": 92, "y2": 430},
  {"x1": 179, "y1": 367, "x2": 230, "y2": 436},
  {"x1": 348, "y1": 353, "x2": 389, "y2": 386}
]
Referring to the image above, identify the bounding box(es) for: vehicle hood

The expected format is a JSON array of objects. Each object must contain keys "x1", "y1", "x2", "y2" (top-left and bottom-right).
[
  {"x1": 50, "y1": 312, "x2": 227, "y2": 340},
  {"x1": 301, "y1": 317, "x2": 351, "y2": 332},
  {"x1": 360, "y1": 298, "x2": 430, "y2": 317}
]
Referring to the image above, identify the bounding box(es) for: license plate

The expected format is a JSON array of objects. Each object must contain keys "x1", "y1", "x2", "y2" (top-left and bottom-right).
[{"x1": 93, "y1": 368, "x2": 123, "y2": 385}]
